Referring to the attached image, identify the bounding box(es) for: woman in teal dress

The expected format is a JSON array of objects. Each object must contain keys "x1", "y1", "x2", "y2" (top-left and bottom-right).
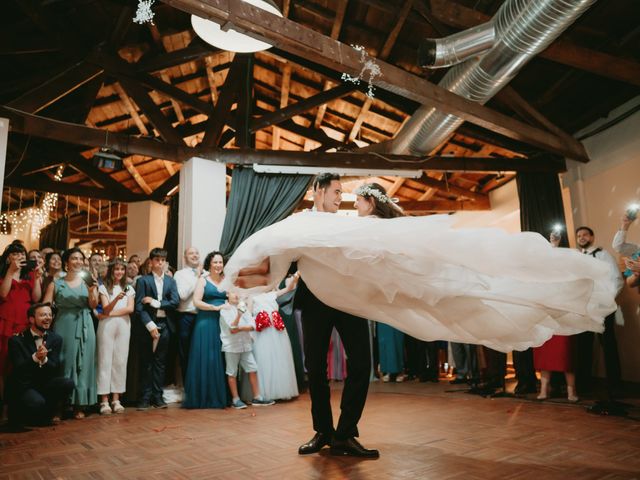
[
  {"x1": 44, "y1": 248, "x2": 99, "y2": 418},
  {"x1": 183, "y1": 251, "x2": 229, "y2": 409}
]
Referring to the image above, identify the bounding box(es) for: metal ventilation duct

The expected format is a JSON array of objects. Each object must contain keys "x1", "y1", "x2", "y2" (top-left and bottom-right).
[{"x1": 378, "y1": 0, "x2": 597, "y2": 157}]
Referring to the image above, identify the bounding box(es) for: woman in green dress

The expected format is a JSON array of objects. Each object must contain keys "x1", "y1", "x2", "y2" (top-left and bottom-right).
[{"x1": 44, "y1": 247, "x2": 99, "y2": 418}]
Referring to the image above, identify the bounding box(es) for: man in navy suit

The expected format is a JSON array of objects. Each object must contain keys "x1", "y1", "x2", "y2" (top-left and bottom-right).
[
  {"x1": 6, "y1": 303, "x2": 74, "y2": 431},
  {"x1": 135, "y1": 248, "x2": 179, "y2": 409}
]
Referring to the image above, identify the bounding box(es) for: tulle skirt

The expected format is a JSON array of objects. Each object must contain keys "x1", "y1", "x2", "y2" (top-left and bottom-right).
[{"x1": 222, "y1": 212, "x2": 617, "y2": 353}]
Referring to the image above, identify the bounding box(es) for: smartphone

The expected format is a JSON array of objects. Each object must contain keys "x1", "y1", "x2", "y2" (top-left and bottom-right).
[
  {"x1": 21, "y1": 259, "x2": 37, "y2": 274},
  {"x1": 79, "y1": 270, "x2": 96, "y2": 287}
]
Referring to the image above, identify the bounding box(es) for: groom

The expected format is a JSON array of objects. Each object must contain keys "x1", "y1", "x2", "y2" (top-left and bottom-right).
[{"x1": 237, "y1": 173, "x2": 378, "y2": 458}]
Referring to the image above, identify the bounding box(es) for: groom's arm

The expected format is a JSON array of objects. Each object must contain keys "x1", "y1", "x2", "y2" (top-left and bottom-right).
[{"x1": 235, "y1": 258, "x2": 271, "y2": 288}]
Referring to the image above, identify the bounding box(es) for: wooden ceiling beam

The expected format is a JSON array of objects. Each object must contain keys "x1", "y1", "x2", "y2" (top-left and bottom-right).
[
  {"x1": 348, "y1": 0, "x2": 413, "y2": 143},
  {"x1": 118, "y1": 77, "x2": 184, "y2": 145},
  {"x1": 151, "y1": 173, "x2": 180, "y2": 202},
  {"x1": 235, "y1": 54, "x2": 255, "y2": 148},
  {"x1": 92, "y1": 50, "x2": 214, "y2": 117},
  {"x1": 7, "y1": 61, "x2": 103, "y2": 114},
  {"x1": 122, "y1": 158, "x2": 153, "y2": 195},
  {"x1": 272, "y1": 63, "x2": 291, "y2": 151},
  {"x1": 113, "y1": 82, "x2": 150, "y2": 135},
  {"x1": 201, "y1": 56, "x2": 245, "y2": 147},
  {"x1": 69, "y1": 231, "x2": 127, "y2": 241},
  {"x1": 159, "y1": 72, "x2": 186, "y2": 125},
  {"x1": 300, "y1": 198, "x2": 490, "y2": 211},
  {"x1": 204, "y1": 55, "x2": 221, "y2": 107},
  {"x1": 3, "y1": 107, "x2": 566, "y2": 172},
  {"x1": 428, "y1": 0, "x2": 640, "y2": 88},
  {"x1": 412, "y1": 173, "x2": 486, "y2": 202},
  {"x1": 495, "y1": 86, "x2": 575, "y2": 144},
  {"x1": 160, "y1": 0, "x2": 588, "y2": 162},
  {"x1": 136, "y1": 41, "x2": 216, "y2": 73},
  {"x1": 385, "y1": 177, "x2": 405, "y2": 196},
  {"x1": 315, "y1": 0, "x2": 349, "y2": 129},
  {"x1": 252, "y1": 83, "x2": 355, "y2": 132},
  {"x1": 5, "y1": 174, "x2": 140, "y2": 202}
]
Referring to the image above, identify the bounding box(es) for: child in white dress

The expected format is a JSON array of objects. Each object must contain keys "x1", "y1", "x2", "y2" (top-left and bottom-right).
[{"x1": 250, "y1": 274, "x2": 300, "y2": 401}]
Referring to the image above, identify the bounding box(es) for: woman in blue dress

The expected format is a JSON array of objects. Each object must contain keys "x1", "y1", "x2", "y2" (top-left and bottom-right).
[{"x1": 183, "y1": 251, "x2": 229, "y2": 408}]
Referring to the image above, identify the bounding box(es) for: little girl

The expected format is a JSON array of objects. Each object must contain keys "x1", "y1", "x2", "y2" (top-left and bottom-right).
[{"x1": 250, "y1": 274, "x2": 300, "y2": 401}]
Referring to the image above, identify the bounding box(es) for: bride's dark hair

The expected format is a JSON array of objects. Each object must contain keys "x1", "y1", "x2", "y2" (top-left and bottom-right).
[{"x1": 357, "y1": 183, "x2": 404, "y2": 219}]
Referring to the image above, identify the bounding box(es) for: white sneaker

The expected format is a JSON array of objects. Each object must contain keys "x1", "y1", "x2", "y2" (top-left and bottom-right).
[
  {"x1": 111, "y1": 401, "x2": 125, "y2": 414},
  {"x1": 395, "y1": 374, "x2": 406, "y2": 383},
  {"x1": 99, "y1": 402, "x2": 112, "y2": 415},
  {"x1": 382, "y1": 374, "x2": 390, "y2": 383}
]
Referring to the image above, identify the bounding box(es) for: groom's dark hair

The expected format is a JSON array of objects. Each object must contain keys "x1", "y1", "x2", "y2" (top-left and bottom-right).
[{"x1": 313, "y1": 173, "x2": 340, "y2": 191}]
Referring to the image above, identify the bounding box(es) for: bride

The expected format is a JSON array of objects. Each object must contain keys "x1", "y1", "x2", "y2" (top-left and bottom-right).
[{"x1": 222, "y1": 181, "x2": 617, "y2": 353}]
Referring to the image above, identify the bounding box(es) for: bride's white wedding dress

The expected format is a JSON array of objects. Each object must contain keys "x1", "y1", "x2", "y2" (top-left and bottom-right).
[{"x1": 222, "y1": 212, "x2": 617, "y2": 352}]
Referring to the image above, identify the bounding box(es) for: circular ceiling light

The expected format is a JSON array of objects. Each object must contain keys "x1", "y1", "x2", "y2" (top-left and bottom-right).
[{"x1": 191, "y1": 0, "x2": 283, "y2": 53}]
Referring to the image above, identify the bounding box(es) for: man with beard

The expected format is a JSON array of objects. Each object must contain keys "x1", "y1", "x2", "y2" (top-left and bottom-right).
[
  {"x1": 6, "y1": 303, "x2": 74, "y2": 431},
  {"x1": 574, "y1": 226, "x2": 624, "y2": 395}
]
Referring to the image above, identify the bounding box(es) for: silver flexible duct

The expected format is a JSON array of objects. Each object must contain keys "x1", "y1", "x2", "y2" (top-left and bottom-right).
[
  {"x1": 380, "y1": 0, "x2": 597, "y2": 156},
  {"x1": 418, "y1": 22, "x2": 495, "y2": 69}
]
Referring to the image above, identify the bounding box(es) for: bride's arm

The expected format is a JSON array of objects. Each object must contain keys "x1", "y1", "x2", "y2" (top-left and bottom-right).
[{"x1": 235, "y1": 258, "x2": 270, "y2": 288}]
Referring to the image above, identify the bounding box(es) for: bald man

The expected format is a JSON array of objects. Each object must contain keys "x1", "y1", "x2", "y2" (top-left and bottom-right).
[{"x1": 173, "y1": 247, "x2": 202, "y2": 380}]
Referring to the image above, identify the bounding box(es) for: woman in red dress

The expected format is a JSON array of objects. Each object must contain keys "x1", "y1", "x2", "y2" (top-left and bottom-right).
[
  {"x1": 534, "y1": 334, "x2": 578, "y2": 402},
  {"x1": 0, "y1": 241, "x2": 43, "y2": 387}
]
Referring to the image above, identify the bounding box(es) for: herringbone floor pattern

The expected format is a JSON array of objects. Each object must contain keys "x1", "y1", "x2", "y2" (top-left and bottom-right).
[{"x1": 1, "y1": 381, "x2": 639, "y2": 479}]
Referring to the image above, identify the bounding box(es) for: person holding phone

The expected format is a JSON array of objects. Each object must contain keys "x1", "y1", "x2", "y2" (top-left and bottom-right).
[
  {"x1": 0, "y1": 241, "x2": 43, "y2": 417},
  {"x1": 97, "y1": 259, "x2": 135, "y2": 414},
  {"x1": 43, "y1": 248, "x2": 99, "y2": 419}
]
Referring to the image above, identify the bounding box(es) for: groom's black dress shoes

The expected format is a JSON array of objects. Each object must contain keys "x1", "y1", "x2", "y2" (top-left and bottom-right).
[
  {"x1": 330, "y1": 437, "x2": 380, "y2": 458},
  {"x1": 298, "y1": 433, "x2": 332, "y2": 455}
]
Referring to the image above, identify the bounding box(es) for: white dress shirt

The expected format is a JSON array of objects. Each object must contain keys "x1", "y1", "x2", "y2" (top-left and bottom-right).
[
  {"x1": 612, "y1": 230, "x2": 639, "y2": 257},
  {"x1": 151, "y1": 272, "x2": 166, "y2": 318},
  {"x1": 30, "y1": 328, "x2": 48, "y2": 366},
  {"x1": 174, "y1": 267, "x2": 199, "y2": 313},
  {"x1": 582, "y1": 246, "x2": 624, "y2": 297}
]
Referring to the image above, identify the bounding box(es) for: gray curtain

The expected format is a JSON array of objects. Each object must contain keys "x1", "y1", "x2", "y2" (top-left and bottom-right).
[
  {"x1": 39, "y1": 218, "x2": 69, "y2": 250},
  {"x1": 219, "y1": 167, "x2": 312, "y2": 257},
  {"x1": 163, "y1": 194, "x2": 180, "y2": 269},
  {"x1": 516, "y1": 166, "x2": 569, "y2": 247}
]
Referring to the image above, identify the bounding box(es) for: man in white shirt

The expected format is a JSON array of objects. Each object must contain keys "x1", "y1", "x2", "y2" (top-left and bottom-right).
[
  {"x1": 134, "y1": 248, "x2": 179, "y2": 410},
  {"x1": 173, "y1": 247, "x2": 202, "y2": 381},
  {"x1": 575, "y1": 226, "x2": 624, "y2": 395}
]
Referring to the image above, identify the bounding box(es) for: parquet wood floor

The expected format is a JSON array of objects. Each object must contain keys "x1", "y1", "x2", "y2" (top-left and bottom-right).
[{"x1": 1, "y1": 381, "x2": 639, "y2": 480}]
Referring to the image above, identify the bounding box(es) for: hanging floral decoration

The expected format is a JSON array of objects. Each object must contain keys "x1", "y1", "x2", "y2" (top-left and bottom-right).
[
  {"x1": 133, "y1": 0, "x2": 155, "y2": 25},
  {"x1": 341, "y1": 45, "x2": 381, "y2": 99}
]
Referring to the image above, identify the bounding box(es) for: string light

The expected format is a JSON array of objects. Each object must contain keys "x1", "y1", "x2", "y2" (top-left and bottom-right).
[{"x1": 0, "y1": 166, "x2": 64, "y2": 240}]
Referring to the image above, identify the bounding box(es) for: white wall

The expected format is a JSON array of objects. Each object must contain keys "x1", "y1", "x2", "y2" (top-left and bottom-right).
[
  {"x1": 453, "y1": 179, "x2": 521, "y2": 233},
  {"x1": 177, "y1": 157, "x2": 227, "y2": 268},
  {"x1": 126, "y1": 200, "x2": 168, "y2": 262},
  {"x1": 562, "y1": 96, "x2": 640, "y2": 383}
]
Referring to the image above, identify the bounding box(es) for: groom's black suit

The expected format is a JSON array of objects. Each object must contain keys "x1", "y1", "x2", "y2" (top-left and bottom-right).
[{"x1": 294, "y1": 278, "x2": 371, "y2": 440}]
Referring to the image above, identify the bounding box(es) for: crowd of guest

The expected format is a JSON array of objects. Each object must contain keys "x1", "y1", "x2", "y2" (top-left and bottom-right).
[{"x1": 0, "y1": 208, "x2": 638, "y2": 431}]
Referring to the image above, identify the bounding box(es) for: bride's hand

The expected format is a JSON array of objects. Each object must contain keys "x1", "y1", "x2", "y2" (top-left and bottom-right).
[
  {"x1": 313, "y1": 187, "x2": 325, "y2": 212},
  {"x1": 235, "y1": 258, "x2": 270, "y2": 288}
]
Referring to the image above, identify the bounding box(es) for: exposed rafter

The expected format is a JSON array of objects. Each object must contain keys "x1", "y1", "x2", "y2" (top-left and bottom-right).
[{"x1": 160, "y1": 0, "x2": 589, "y2": 162}]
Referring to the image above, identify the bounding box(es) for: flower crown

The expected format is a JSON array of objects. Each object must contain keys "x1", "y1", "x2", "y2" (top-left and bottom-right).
[{"x1": 354, "y1": 185, "x2": 390, "y2": 203}]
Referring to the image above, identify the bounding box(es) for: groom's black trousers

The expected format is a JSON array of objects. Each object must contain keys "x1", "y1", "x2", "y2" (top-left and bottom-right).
[{"x1": 295, "y1": 280, "x2": 371, "y2": 440}]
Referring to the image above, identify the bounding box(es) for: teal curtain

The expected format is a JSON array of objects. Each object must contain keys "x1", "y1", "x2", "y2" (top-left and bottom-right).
[{"x1": 219, "y1": 167, "x2": 312, "y2": 257}]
